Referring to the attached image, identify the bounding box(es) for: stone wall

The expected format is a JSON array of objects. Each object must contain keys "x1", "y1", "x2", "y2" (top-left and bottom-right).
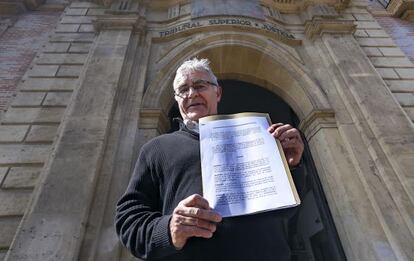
[
  {"x1": 346, "y1": 1, "x2": 414, "y2": 122},
  {"x1": 0, "y1": 2, "x2": 102, "y2": 260}
]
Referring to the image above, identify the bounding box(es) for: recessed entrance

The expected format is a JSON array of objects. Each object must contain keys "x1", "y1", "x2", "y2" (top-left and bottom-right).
[{"x1": 169, "y1": 80, "x2": 346, "y2": 261}]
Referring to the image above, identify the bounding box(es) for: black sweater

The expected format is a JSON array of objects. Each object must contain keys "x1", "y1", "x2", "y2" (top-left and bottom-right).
[{"x1": 115, "y1": 124, "x2": 293, "y2": 260}]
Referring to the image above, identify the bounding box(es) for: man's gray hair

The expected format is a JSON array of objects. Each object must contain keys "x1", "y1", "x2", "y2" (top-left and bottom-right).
[{"x1": 173, "y1": 57, "x2": 218, "y2": 89}]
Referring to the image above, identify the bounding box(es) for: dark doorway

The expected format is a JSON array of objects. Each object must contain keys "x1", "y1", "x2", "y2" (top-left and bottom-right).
[{"x1": 169, "y1": 80, "x2": 347, "y2": 261}]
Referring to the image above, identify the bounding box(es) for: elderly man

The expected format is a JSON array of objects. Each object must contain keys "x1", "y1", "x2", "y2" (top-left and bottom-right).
[{"x1": 115, "y1": 58, "x2": 304, "y2": 260}]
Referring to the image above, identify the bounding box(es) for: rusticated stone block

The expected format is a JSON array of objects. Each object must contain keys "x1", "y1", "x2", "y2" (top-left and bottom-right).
[
  {"x1": 57, "y1": 65, "x2": 83, "y2": 77},
  {"x1": 26, "y1": 65, "x2": 59, "y2": 77},
  {"x1": 394, "y1": 93, "x2": 414, "y2": 106},
  {"x1": 0, "y1": 144, "x2": 51, "y2": 165},
  {"x1": 55, "y1": 24, "x2": 80, "y2": 33},
  {"x1": 20, "y1": 78, "x2": 78, "y2": 91},
  {"x1": 11, "y1": 92, "x2": 46, "y2": 107},
  {"x1": 379, "y1": 47, "x2": 405, "y2": 56},
  {"x1": 0, "y1": 190, "x2": 32, "y2": 216},
  {"x1": 0, "y1": 126, "x2": 29, "y2": 143},
  {"x1": 377, "y1": 68, "x2": 399, "y2": 79},
  {"x1": 36, "y1": 53, "x2": 87, "y2": 65},
  {"x1": 404, "y1": 107, "x2": 414, "y2": 120},
  {"x1": 395, "y1": 68, "x2": 414, "y2": 79},
  {"x1": 26, "y1": 125, "x2": 58, "y2": 143},
  {"x1": 65, "y1": 8, "x2": 88, "y2": 16},
  {"x1": 2, "y1": 167, "x2": 41, "y2": 189},
  {"x1": 70, "y1": 2, "x2": 100, "y2": 8},
  {"x1": 86, "y1": 9, "x2": 106, "y2": 16},
  {"x1": 79, "y1": 24, "x2": 95, "y2": 33},
  {"x1": 0, "y1": 217, "x2": 21, "y2": 248},
  {"x1": 365, "y1": 29, "x2": 389, "y2": 37},
  {"x1": 362, "y1": 47, "x2": 382, "y2": 56},
  {"x1": 356, "y1": 38, "x2": 396, "y2": 47},
  {"x1": 370, "y1": 57, "x2": 414, "y2": 67},
  {"x1": 61, "y1": 16, "x2": 93, "y2": 24},
  {"x1": 0, "y1": 167, "x2": 8, "y2": 184},
  {"x1": 49, "y1": 33, "x2": 95, "y2": 43},
  {"x1": 355, "y1": 21, "x2": 382, "y2": 29},
  {"x1": 43, "y1": 92, "x2": 73, "y2": 106},
  {"x1": 68, "y1": 43, "x2": 91, "y2": 53},
  {"x1": 2, "y1": 107, "x2": 65, "y2": 124},
  {"x1": 386, "y1": 80, "x2": 414, "y2": 92},
  {"x1": 44, "y1": 43, "x2": 70, "y2": 53}
]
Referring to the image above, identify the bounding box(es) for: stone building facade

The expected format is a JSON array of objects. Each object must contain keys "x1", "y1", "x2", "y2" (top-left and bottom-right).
[{"x1": 0, "y1": 0, "x2": 413, "y2": 260}]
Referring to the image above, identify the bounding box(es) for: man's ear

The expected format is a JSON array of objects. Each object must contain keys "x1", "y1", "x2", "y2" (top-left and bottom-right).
[{"x1": 216, "y1": 85, "x2": 222, "y2": 102}]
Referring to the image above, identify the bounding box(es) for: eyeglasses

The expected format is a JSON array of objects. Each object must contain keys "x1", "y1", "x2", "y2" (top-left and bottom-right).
[{"x1": 174, "y1": 79, "x2": 217, "y2": 98}]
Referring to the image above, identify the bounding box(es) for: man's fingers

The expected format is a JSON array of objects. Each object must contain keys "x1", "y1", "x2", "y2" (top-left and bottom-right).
[
  {"x1": 175, "y1": 207, "x2": 222, "y2": 223},
  {"x1": 267, "y1": 123, "x2": 283, "y2": 133},
  {"x1": 174, "y1": 216, "x2": 217, "y2": 232},
  {"x1": 278, "y1": 128, "x2": 299, "y2": 142},
  {"x1": 181, "y1": 194, "x2": 210, "y2": 209}
]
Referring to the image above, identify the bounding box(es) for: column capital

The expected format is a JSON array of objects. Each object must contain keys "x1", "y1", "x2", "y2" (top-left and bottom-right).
[{"x1": 298, "y1": 110, "x2": 336, "y2": 141}]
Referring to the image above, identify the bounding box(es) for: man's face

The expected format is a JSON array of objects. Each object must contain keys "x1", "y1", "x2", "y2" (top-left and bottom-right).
[{"x1": 174, "y1": 70, "x2": 222, "y2": 122}]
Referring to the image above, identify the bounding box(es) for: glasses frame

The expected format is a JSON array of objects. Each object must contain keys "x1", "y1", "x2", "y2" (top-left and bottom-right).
[{"x1": 173, "y1": 79, "x2": 217, "y2": 99}]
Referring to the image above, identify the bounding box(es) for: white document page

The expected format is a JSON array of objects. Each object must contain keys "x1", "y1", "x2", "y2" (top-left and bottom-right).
[{"x1": 200, "y1": 114, "x2": 299, "y2": 217}]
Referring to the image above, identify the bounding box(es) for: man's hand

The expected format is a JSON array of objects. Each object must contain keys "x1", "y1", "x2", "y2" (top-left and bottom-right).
[
  {"x1": 268, "y1": 123, "x2": 304, "y2": 167},
  {"x1": 170, "y1": 194, "x2": 222, "y2": 250}
]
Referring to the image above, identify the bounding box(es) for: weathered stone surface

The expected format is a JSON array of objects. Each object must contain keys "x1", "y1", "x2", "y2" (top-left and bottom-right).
[
  {"x1": 70, "y1": 2, "x2": 100, "y2": 8},
  {"x1": 55, "y1": 24, "x2": 80, "y2": 33},
  {"x1": 404, "y1": 107, "x2": 414, "y2": 120},
  {"x1": 26, "y1": 125, "x2": 58, "y2": 143},
  {"x1": 354, "y1": 29, "x2": 368, "y2": 37},
  {"x1": 394, "y1": 93, "x2": 414, "y2": 106},
  {"x1": 57, "y1": 65, "x2": 83, "y2": 77},
  {"x1": 356, "y1": 37, "x2": 396, "y2": 47},
  {"x1": 376, "y1": 68, "x2": 399, "y2": 79},
  {"x1": 355, "y1": 21, "x2": 382, "y2": 29},
  {"x1": 0, "y1": 167, "x2": 8, "y2": 184},
  {"x1": 2, "y1": 108, "x2": 65, "y2": 124},
  {"x1": 43, "y1": 92, "x2": 73, "y2": 106},
  {"x1": 2, "y1": 167, "x2": 41, "y2": 189},
  {"x1": 36, "y1": 53, "x2": 87, "y2": 65},
  {"x1": 365, "y1": 29, "x2": 389, "y2": 37},
  {"x1": 379, "y1": 47, "x2": 405, "y2": 56},
  {"x1": 0, "y1": 217, "x2": 21, "y2": 248},
  {"x1": 0, "y1": 190, "x2": 32, "y2": 216},
  {"x1": 395, "y1": 68, "x2": 414, "y2": 79},
  {"x1": 44, "y1": 43, "x2": 70, "y2": 53},
  {"x1": 27, "y1": 65, "x2": 59, "y2": 77},
  {"x1": 11, "y1": 92, "x2": 46, "y2": 107},
  {"x1": 0, "y1": 250, "x2": 6, "y2": 260},
  {"x1": 370, "y1": 57, "x2": 414, "y2": 67},
  {"x1": 65, "y1": 8, "x2": 88, "y2": 16},
  {"x1": 353, "y1": 13, "x2": 374, "y2": 20},
  {"x1": 20, "y1": 78, "x2": 78, "y2": 91},
  {"x1": 362, "y1": 47, "x2": 382, "y2": 56},
  {"x1": 49, "y1": 33, "x2": 95, "y2": 43},
  {"x1": 61, "y1": 16, "x2": 93, "y2": 24},
  {"x1": 86, "y1": 8, "x2": 106, "y2": 16},
  {"x1": 0, "y1": 144, "x2": 50, "y2": 165},
  {"x1": 0, "y1": 125, "x2": 29, "y2": 143},
  {"x1": 68, "y1": 43, "x2": 91, "y2": 53},
  {"x1": 79, "y1": 24, "x2": 94, "y2": 33},
  {"x1": 386, "y1": 80, "x2": 414, "y2": 92},
  {"x1": 7, "y1": 29, "x2": 133, "y2": 261}
]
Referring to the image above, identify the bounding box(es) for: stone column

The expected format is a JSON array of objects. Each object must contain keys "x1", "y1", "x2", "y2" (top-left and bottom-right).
[
  {"x1": 5, "y1": 14, "x2": 141, "y2": 261},
  {"x1": 300, "y1": 17, "x2": 414, "y2": 260}
]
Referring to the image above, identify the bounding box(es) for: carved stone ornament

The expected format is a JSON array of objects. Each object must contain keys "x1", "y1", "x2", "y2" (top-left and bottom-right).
[
  {"x1": 387, "y1": 0, "x2": 414, "y2": 19},
  {"x1": 304, "y1": 18, "x2": 356, "y2": 40}
]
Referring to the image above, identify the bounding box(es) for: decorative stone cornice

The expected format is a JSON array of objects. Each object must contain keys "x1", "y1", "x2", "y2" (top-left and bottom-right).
[
  {"x1": 387, "y1": 0, "x2": 414, "y2": 20},
  {"x1": 93, "y1": 15, "x2": 145, "y2": 31},
  {"x1": 139, "y1": 108, "x2": 170, "y2": 134},
  {"x1": 260, "y1": 0, "x2": 351, "y2": 13},
  {"x1": 304, "y1": 18, "x2": 356, "y2": 40},
  {"x1": 298, "y1": 110, "x2": 336, "y2": 141}
]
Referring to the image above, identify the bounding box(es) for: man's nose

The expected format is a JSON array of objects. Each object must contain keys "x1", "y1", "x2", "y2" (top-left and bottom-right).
[{"x1": 187, "y1": 87, "x2": 199, "y2": 98}]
